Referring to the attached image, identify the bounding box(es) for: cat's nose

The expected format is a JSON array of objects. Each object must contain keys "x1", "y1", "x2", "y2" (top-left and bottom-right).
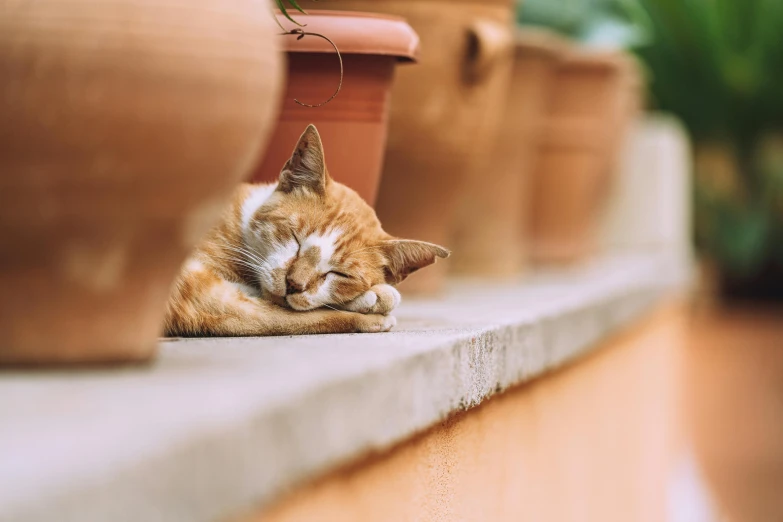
[{"x1": 285, "y1": 277, "x2": 304, "y2": 295}]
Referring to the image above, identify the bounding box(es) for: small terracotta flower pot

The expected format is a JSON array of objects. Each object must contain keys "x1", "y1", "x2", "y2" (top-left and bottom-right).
[
  {"x1": 0, "y1": 0, "x2": 283, "y2": 365},
  {"x1": 252, "y1": 11, "x2": 419, "y2": 205},
  {"x1": 529, "y1": 50, "x2": 640, "y2": 263},
  {"x1": 451, "y1": 29, "x2": 567, "y2": 277},
  {"x1": 310, "y1": 0, "x2": 516, "y2": 295}
]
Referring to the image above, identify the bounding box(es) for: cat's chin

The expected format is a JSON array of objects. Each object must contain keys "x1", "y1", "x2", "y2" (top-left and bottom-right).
[
  {"x1": 265, "y1": 291, "x2": 319, "y2": 312},
  {"x1": 265, "y1": 293, "x2": 290, "y2": 309}
]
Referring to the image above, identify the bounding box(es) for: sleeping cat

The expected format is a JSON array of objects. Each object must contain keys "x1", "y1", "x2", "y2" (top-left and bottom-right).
[{"x1": 164, "y1": 124, "x2": 449, "y2": 337}]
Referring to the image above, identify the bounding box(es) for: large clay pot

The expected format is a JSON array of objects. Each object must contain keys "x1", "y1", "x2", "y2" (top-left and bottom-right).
[
  {"x1": 451, "y1": 29, "x2": 566, "y2": 277},
  {"x1": 252, "y1": 11, "x2": 419, "y2": 205},
  {"x1": 310, "y1": 0, "x2": 516, "y2": 294},
  {"x1": 529, "y1": 50, "x2": 639, "y2": 264},
  {"x1": 0, "y1": 0, "x2": 283, "y2": 365}
]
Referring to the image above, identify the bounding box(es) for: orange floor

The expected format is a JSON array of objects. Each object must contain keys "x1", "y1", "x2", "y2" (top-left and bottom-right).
[{"x1": 683, "y1": 304, "x2": 783, "y2": 522}]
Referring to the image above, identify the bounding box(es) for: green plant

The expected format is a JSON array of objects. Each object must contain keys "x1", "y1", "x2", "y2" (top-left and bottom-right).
[
  {"x1": 625, "y1": 0, "x2": 783, "y2": 146},
  {"x1": 516, "y1": 0, "x2": 645, "y2": 48},
  {"x1": 275, "y1": 0, "x2": 316, "y2": 26},
  {"x1": 519, "y1": 0, "x2": 783, "y2": 292},
  {"x1": 622, "y1": 0, "x2": 783, "y2": 286}
]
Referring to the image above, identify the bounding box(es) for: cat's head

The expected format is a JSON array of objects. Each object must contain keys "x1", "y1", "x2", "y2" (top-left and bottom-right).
[{"x1": 243, "y1": 124, "x2": 450, "y2": 311}]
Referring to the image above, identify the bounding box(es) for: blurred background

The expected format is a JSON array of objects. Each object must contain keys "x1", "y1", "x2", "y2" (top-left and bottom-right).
[
  {"x1": 4, "y1": 0, "x2": 783, "y2": 521},
  {"x1": 520, "y1": 0, "x2": 783, "y2": 302},
  {"x1": 516, "y1": 3, "x2": 783, "y2": 519}
]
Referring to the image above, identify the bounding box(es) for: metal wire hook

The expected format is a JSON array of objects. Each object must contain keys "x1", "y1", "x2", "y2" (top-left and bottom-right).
[{"x1": 280, "y1": 29, "x2": 344, "y2": 108}]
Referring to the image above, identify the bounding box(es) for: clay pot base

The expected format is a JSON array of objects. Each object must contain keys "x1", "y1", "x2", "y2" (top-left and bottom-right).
[{"x1": 0, "y1": 222, "x2": 192, "y2": 365}]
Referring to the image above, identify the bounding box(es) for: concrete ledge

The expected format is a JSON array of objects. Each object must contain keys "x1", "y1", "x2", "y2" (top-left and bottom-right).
[{"x1": 0, "y1": 253, "x2": 689, "y2": 522}]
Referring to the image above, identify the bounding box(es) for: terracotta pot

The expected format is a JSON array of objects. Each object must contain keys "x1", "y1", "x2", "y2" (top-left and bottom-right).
[
  {"x1": 310, "y1": 0, "x2": 516, "y2": 294},
  {"x1": 252, "y1": 11, "x2": 418, "y2": 205},
  {"x1": 529, "y1": 50, "x2": 638, "y2": 263},
  {"x1": 0, "y1": 0, "x2": 283, "y2": 365},
  {"x1": 451, "y1": 29, "x2": 566, "y2": 277}
]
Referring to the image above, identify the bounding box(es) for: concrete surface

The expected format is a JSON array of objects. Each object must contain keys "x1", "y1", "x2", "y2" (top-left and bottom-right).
[
  {"x1": 256, "y1": 304, "x2": 685, "y2": 522},
  {"x1": 0, "y1": 253, "x2": 685, "y2": 522}
]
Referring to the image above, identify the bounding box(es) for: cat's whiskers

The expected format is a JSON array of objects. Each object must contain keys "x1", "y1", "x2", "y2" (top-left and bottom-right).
[
  {"x1": 321, "y1": 303, "x2": 351, "y2": 314},
  {"x1": 207, "y1": 254, "x2": 263, "y2": 274},
  {"x1": 220, "y1": 243, "x2": 270, "y2": 266}
]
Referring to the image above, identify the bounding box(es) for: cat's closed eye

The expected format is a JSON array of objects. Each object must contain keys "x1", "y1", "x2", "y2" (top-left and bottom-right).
[{"x1": 329, "y1": 271, "x2": 351, "y2": 279}]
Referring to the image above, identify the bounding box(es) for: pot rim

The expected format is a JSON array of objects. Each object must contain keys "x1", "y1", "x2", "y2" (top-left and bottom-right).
[
  {"x1": 276, "y1": 10, "x2": 419, "y2": 63},
  {"x1": 560, "y1": 49, "x2": 636, "y2": 71},
  {"x1": 559, "y1": 49, "x2": 644, "y2": 88},
  {"x1": 514, "y1": 28, "x2": 570, "y2": 58}
]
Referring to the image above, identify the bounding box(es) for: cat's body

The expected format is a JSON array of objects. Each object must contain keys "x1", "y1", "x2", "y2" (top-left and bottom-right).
[{"x1": 164, "y1": 125, "x2": 449, "y2": 337}]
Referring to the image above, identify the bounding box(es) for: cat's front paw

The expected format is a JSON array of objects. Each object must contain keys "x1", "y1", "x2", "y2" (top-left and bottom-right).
[
  {"x1": 343, "y1": 284, "x2": 401, "y2": 316},
  {"x1": 355, "y1": 314, "x2": 397, "y2": 333},
  {"x1": 369, "y1": 284, "x2": 402, "y2": 315}
]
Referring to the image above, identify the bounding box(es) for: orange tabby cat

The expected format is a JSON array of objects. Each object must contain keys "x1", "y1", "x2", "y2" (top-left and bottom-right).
[{"x1": 164, "y1": 124, "x2": 449, "y2": 336}]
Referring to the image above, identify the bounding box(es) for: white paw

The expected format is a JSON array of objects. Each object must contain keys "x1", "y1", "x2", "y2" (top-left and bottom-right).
[
  {"x1": 369, "y1": 284, "x2": 401, "y2": 315},
  {"x1": 357, "y1": 314, "x2": 397, "y2": 333},
  {"x1": 343, "y1": 284, "x2": 401, "y2": 315},
  {"x1": 380, "y1": 315, "x2": 397, "y2": 332},
  {"x1": 342, "y1": 289, "x2": 378, "y2": 314}
]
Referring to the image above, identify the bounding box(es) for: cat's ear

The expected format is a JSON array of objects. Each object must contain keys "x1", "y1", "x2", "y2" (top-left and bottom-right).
[
  {"x1": 381, "y1": 240, "x2": 451, "y2": 284},
  {"x1": 278, "y1": 124, "x2": 329, "y2": 195}
]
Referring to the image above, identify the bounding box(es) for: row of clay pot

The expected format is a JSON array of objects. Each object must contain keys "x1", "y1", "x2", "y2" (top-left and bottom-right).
[
  {"x1": 298, "y1": 0, "x2": 517, "y2": 295},
  {"x1": 0, "y1": 0, "x2": 640, "y2": 364},
  {"x1": 272, "y1": 2, "x2": 643, "y2": 294},
  {"x1": 451, "y1": 32, "x2": 643, "y2": 289},
  {"x1": 0, "y1": 0, "x2": 511, "y2": 364}
]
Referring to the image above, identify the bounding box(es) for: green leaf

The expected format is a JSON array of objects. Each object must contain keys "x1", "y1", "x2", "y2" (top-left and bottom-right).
[
  {"x1": 276, "y1": 0, "x2": 304, "y2": 26},
  {"x1": 705, "y1": 199, "x2": 771, "y2": 276},
  {"x1": 517, "y1": 0, "x2": 591, "y2": 37},
  {"x1": 774, "y1": 228, "x2": 783, "y2": 266},
  {"x1": 286, "y1": 0, "x2": 307, "y2": 14}
]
